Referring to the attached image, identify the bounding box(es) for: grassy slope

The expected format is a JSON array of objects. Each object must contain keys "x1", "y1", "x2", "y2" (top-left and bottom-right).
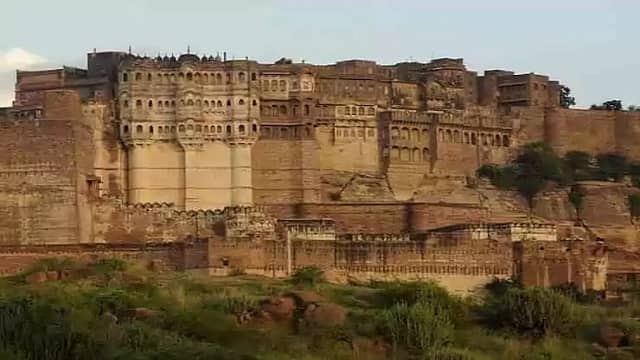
[{"x1": 0, "y1": 259, "x2": 638, "y2": 360}]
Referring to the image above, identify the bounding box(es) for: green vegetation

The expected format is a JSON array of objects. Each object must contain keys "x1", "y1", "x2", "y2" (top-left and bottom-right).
[
  {"x1": 1, "y1": 258, "x2": 640, "y2": 359},
  {"x1": 629, "y1": 194, "x2": 640, "y2": 220},
  {"x1": 477, "y1": 143, "x2": 640, "y2": 216},
  {"x1": 590, "y1": 100, "x2": 623, "y2": 111},
  {"x1": 559, "y1": 86, "x2": 576, "y2": 109}
]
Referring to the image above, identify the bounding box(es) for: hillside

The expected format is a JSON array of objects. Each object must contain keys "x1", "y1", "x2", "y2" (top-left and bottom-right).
[{"x1": 1, "y1": 258, "x2": 640, "y2": 360}]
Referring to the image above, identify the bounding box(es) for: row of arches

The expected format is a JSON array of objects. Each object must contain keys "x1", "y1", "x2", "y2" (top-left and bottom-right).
[
  {"x1": 344, "y1": 106, "x2": 375, "y2": 116},
  {"x1": 335, "y1": 127, "x2": 376, "y2": 138},
  {"x1": 390, "y1": 147, "x2": 429, "y2": 162},
  {"x1": 260, "y1": 126, "x2": 313, "y2": 139},
  {"x1": 123, "y1": 71, "x2": 257, "y2": 85},
  {"x1": 122, "y1": 98, "x2": 258, "y2": 109},
  {"x1": 122, "y1": 123, "x2": 258, "y2": 137},
  {"x1": 261, "y1": 104, "x2": 311, "y2": 117},
  {"x1": 262, "y1": 79, "x2": 290, "y2": 92},
  {"x1": 438, "y1": 128, "x2": 510, "y2": 147},
  {"x1": 391, "y1": 127, "x2": 429, "y2": 142}
]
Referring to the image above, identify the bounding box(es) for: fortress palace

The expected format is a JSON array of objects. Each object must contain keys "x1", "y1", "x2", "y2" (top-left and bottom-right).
[{"x1": 1, "y1": 50, "x2": 638, "y2": 294}]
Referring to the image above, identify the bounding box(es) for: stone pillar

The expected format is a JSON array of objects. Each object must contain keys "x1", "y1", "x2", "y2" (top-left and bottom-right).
[
  {"x1": 230, "y1": 144, "x2": 253, "y2": 206},
  {"x1": 127, "y1": 144, "x2": 143, "y2": 204}
]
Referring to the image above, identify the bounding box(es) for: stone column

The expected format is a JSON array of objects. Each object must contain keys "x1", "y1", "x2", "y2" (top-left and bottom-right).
[{"x1": 230, "y1": 144, "x2": 253, "y2": 206}]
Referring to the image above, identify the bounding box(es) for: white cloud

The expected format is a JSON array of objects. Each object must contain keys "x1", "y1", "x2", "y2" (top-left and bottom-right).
[
  {"x1": 0, "y1": 48, "x2": 48, "y2": 107},
  {"x1": 0, "y1": 48, "x2": 47, "y2": 72}
]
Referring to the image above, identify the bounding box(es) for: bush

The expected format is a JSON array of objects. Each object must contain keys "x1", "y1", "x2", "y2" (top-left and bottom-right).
[
  {"x1": 596, "y1": 153, "x2": 628, "y2": 182},
  {"x1": 88, "y1": 257, "x2": 128, "y2": 275},
  {"x1": 375, "y1": 281, "x2": 467, "y2": 326},
  {"x1": 484, "y1": 278, "x2": 522, "y2": 298},
  {"x1": 482, "y1": 287, "x2": 578, "y2": 338},
  {"x1": 290, "y1": 267, "x2": 325, "y2": 288},
  {"x1": 629, "y1": 194, "x2": 640, "y2": 219},
  {"x1": 383, "y1": 301, "x2": 453, "y2": 355}
]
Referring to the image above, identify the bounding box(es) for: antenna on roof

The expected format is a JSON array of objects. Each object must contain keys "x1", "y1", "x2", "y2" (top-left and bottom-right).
[
  {"x1": 128, "y1": 46, "x2": 132, "y2": 55},
  {"x1": 187, "y1": 45, "x2": 191, "y2": 54}
]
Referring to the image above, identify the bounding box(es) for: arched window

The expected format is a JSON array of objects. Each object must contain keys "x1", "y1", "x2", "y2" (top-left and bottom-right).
[
  {"x1": 170, "y1": 74, "x2": 176, "y2": 82},
  {"x1": 502, "y1": 135, "x2": 510, "y2": 147},
  {"x1": 471, "y1": 133, "x2": 477, "y2": 145},
  {"x1": 345, "y1": 107, "x2": 351, "y2": 116},
  {"x1": 402, "y1": 128, "x2": 410, "y2": 140},
  {"x1": 187, "y1": 124, "x2": 194, "y2": 131},
  {"x1": 136, "y1": 125, "x2": 143, "y2": 133},
  {"x1": 495, "y1": 134, "x2": 501, "y2": 146},
  {"x1": 252, "y1": 124, "x2": 257, "y2": 133},
  {"x1": 226, "y1": 100, "x2": 231, "y2": 107},
  {"x1": 411, "y1": 128, "x2": 419, "y2": 141},
  {"x1": 367, "y1": 107, "x2": 375, "y2": 115},
  {"x1": 359, "y1": 107, "x2": 365, "y2": 115},
  {"x1": 204, "y1": 125, "x2": 209, "y2": 133},
  {"x1": 263, "y1": 80, "x2": 269, "y2": 90},
  {"x1": 171, "y1": 100, "x2": 176, "y2": 107},
  {"x1": 204, "y1": 100, "x2": 209, "y2": 107},
  {"x1": 238, "y1": 72, "x2": 246, "y2": 82},
  {"x1": 171, "y1": 126, "x2": 176, "y2": 133},
  {"x1": 178, "y1": 72, "x2": 184, "y2": 80},
  {"x1": 412, "y1": 148, "x2": 420, "y2": 162},
  {"x1": 391, "y1": 127, "x2": 399, "y2": 139},
  {"x1": 453, "y1": 130, "x2": 460, "y2": 143},
  {"x1": 226, "y1": 125, "x2": 232, "y2": 134},
  {"x1": 148, "y1": 100, "x2": 153, "y2": 108},
  {"x1": 446, "y1": 130, "x2": 452, "y2": 142},
  {"x1": 122, "y1": 73, "x2": 128, "y2": 82},
  {"x1": 304, "y1": 104, "x2": 310, "y2": 116},
  {"x1": 135, "y1": 100, "x2": 142, "y2": 108},
  {"x1": 123, "y1": 125, "x2": 129, "y2": 133},
  {"x1": 158, "y1": 127, "x2": 164, "y2": 134},
  {"x1": 239, "y1": 125, "x2": 245, "y2": 134},
  {"x1": 135, "y1": 73, "x2": 142, "y2": 81},
  {"x1": 217, "y1": 100, "x2": 223, "y2": 107},
  {"x1": 279, "y1": 105, "x2": 287, "y2": 115},
  {"x1": 271, "y1": 80, "x2": 277, "y2": 91},
  {"x1": 238, "y1": 99, "x2": 245, "y2": 105},
  {"x1": 186, "y1": 72, "x2": 193, "y2": 81},
  {"x1": 279, "y1": 80, "x2": 286, "y2": 91},
  {"x1": 187, "y1": 99, "x2": 194, "y2": 106},
  {"x1": 305, "y1": 127, "x2": 311, "y2": 137},
  {"x1": 217, "y1": 125, "x2": 222, "y2": 133},
  {"x1": 280, "y1": 127, "x2": 288, "y2": 137},
  {"x1": 293, "y1": 105, "x2": 298, "y2": 116},
  {"x1": 158, "y1": 101, "x2": 163, "y2": 108},
  {"x1": 423, "y1": 148, "x2": 429, "y2": 161},
  {"x1": 251, "y1": 72, "x2": 257, "y2": 81},
  {"x1": 165, "y1": 100, "x2": 170, "y2": 107},
  {"x1": 149, "y1": 126, "x2": 154, "y2": 134},
  {"x1": 252, "y1": 99, "x2": 257, "y2": 106},
  {"x1": 464, "y1": 132, "x2": 469, "y2": 144},
  {"x1": 391, "y1": 146, "x2": 400, "y2": 160},
  {"x1": 196, "y1": 99, "x2": 201, "y2": 106},
  {"x1": 123, "y1": 100, "x2": 129, "y2": 108},
  {"x1": 147, "y1": 73, "x2": 152, "y2": 81},
  {"x1": 401, "y1": 147, "x2": 410, "y2": 161},
  {"x1": 203, "y1": 73, "x2": 208, "y2": 83},
  {"x1": 195, "y1": 72, "x2": 201, "y2": 82},
  {"x1": 179, "y1": 125, "x2": 185, "y2": 133},
  {"x1": 226, "y1": 72, "x2": 231, "y2": 84},
  {"x1": 196, "y1": 125, "x2": 201, "y2": 132},
  {"x1": 216, "y1": 73, "x2": 222, "y2": 84}
]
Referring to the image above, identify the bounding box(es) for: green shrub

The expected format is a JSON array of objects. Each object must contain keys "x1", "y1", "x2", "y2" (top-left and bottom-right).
[
  {"x1": 568, "y1": 184, "x2": 586, "y2": 218},
  {"x1": 596, "y1": 153, "x2": 628, "y2": 181},
  {"x1": 375, "y1": 281, "x2": 467, "y2": 326},
  {"x1": 482, "y1": 287, "x2": 578, "y2": 338},
  {"x1": 290, "y1": 266, "x2": 325, "y2": 288},
  {"x1": 484, "y1": 278, "x2": 522, "y2": 298},
  {"x1": 89, "y1": 257, "x2": 128, "y2": 274},
  {"x1": 383, "y1": 301, "x2": 453, "y2": 355},
  {"x1": 629, "y1": 194, "x2": 640, "y2": 219}
]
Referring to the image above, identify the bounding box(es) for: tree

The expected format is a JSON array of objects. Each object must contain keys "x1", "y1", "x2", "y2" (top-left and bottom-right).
[
  {"x1": 568, "y1": 184, "x2": 586, "y2": 220},
  {"x1": 596, "y1": 153, "x2": 628, "y2": 181},
  {"x1": 559, "y1": 86, "x2": 576, "y2": 108},
  {"x1": 628, "y1": 105, "x2": 640, "y2": 112},
  {"x1": 563, "y1": 151, "x2": 593, "y2": 181},
  {"x1": 590, "y1": 99, "x2": 623, "y2": 111}
]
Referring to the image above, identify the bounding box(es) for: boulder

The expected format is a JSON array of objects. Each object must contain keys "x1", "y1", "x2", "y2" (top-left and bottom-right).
[
  {"x1": 259, "y1": 296, "x2": 297, "y2": 321},
  {"x1": 129, "y1": 307, "x2": 162, "y2": 320},
  {"x1": 25, "y1": 272, "x2": 47, "y2": 284},
  {"x1": 599, "y1": 325, "x2": 625, "y2": 348},
  {"x1": 303, "y1": 301, "x2": 346, "y2": 328},
  {"x1": 45, "y1": 271, "x2": 59, "y2": 281}
]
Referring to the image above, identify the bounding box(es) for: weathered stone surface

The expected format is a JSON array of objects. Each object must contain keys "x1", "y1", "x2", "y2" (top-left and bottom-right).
[{"x1": 302, "y1": 302, "x2": 347, "y2": 328}]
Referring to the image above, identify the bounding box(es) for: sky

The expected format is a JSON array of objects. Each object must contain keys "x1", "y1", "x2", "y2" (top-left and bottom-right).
[{"x1": 0, "y1": 0, "x2": 637, "y2": 108}]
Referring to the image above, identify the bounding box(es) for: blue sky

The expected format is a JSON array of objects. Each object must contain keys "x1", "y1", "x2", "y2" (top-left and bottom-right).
[{"x1": 0, "y1": 0, "x2": 637, "y2": 108}]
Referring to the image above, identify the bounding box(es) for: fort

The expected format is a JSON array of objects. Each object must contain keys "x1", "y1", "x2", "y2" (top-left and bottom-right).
[{"x1": 1, "y1": 50, "x2": 638, "y2": 294}]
